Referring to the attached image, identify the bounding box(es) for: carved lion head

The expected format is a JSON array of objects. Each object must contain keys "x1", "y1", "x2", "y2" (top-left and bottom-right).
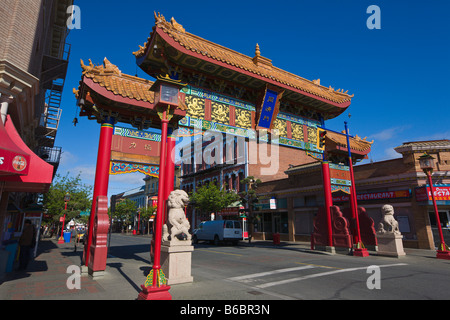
[
  {"x1": 168, "y1": 189, "x2": 190, "y2": 209},
  {"x1": 381, "y1": 204, "x2": 394, "y2": 216}
]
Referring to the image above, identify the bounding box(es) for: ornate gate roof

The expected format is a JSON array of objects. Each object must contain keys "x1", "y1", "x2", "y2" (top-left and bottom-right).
[
  {"x1": 74, "y1": 57, "x2": 186, "y2": 129},
  {"x1": 134, "y1": 13, "x2": 353, "y2": 119}
]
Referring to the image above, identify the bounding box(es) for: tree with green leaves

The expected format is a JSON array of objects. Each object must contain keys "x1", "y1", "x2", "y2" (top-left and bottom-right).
[
  {"x1": 139, "y1": 205, "x2": 157, "y2": 234},
  {"x1": 112, "y1": 199, "x2": 137, "y2": 233},
  {"x1": 239, "y1": 176, "x2": 261, "y2": 242},
  {"x1": 42, "y1": 173, "x2": 92, "y2": 226},
  {"x1": 190, "y1": 182, "x2": 240, "y2": 218}
]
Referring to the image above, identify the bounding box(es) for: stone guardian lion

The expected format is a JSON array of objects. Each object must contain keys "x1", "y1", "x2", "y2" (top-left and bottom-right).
[
  {"x1": 162, "y1": 190, "x2": 191, "y2": 242},
  {"x1": 377, "y1": 204, "x2": 400, "y2": 235}
]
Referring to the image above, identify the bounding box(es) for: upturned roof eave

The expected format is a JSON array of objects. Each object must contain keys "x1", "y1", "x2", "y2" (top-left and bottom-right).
[{"x1": 135, "y1": 22, "x2": 353, "y2": 113}]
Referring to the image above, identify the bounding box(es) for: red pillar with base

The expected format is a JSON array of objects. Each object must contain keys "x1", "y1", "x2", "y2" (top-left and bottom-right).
[
  {"x1": 426, "y1": 173, "x2": 450, "y2": 260},
  {"x1": 345, "y1": 121, "x2": 368, "y2": 257},
  {"x1": 88, "y1": 196, "x2": 110, "y2": 277},
  {"x1": 58, "y1": 201, "x2": 69, "y2": 244},
  {"x1": 57, "y1": 211, "x2": 66, "y2": 244},
  {"x1": 138, "y1": 109, "x2": 171, "y2": 300},
  {"x1": 163, "y1": 127, "x2": 176, "y2": 224},
  {"x1": 321, "y1": 161, "x2": 334, "y2": 249},
  {"x1": 84, "y1": 117, "x2": 115, "y2": 267}
]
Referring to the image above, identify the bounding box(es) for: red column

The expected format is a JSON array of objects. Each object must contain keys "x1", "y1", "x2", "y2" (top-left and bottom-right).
[
  {"x1": 163, "y1": 128, "x2": 176, "y2": 224},
  {"x1": 348, "y1": 154, "x2": 368, "y2": 257},
  {"x1": 84, "y1": 118, "x2": 114, "y2": 267},
  {"x1": 153, "y1": 117, "x2": 168, "y2": 285},
  {"x1": 57, "y1": 202, "x2": 68, "y2": 244},
  {"x1": 321, "y1": 162, "x2": 333, "y2": 248},
  {"x1": 348, "y1": 161, "x2": 361, "y2": 244},
  {"x1": 138, "y1": 110, "x2": 172, "y2": 300},
  {"x1": 344, "y1": 121, "x2": 368, "y2": 257}
]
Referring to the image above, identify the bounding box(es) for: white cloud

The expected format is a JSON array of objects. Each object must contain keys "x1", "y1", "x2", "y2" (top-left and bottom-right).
[
  {"x1": 416, "y1": 130, "x2": 450, "y2": 141},
  {"x1": 109, "y1": 172, "x2": 146, "y2": 185},
  {"x1": 59, "y1": 150, "x2": 77, "y2": 167},
  {"x1": 368, "y1": 125, "x2": 410, "y2": 142},
  {"x1": 67, "y1": 167, "x2": 145, "y2": 190},
  {"x1": 384, "y1": 147, "x2": 402, "y2": 159}
]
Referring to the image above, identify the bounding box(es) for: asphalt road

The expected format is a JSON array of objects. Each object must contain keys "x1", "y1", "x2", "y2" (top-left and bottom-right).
[{"x1": 107, "y1": 233, "x2": 450, "y2": 300}]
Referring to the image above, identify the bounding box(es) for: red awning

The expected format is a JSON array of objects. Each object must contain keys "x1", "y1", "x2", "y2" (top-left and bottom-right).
[
  {"x1": 0, "y1": 116, "x2": 30, "y2": 176},
  {"x1": 1, "y1": 115, "x2": 54, "y2": 193}
]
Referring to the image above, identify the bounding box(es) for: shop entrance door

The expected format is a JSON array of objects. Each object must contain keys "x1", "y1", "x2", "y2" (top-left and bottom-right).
[
  {"x1": 23, "y1": 213, "x2": 42, "y2": 258},
  {"x1": 273, "y1": 214, "x2": 281, "y2": 234}
]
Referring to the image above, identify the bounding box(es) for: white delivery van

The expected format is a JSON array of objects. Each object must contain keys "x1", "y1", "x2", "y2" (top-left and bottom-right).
[{"x1": 193, "y1": 220, "x2": 242, "y2": 245}]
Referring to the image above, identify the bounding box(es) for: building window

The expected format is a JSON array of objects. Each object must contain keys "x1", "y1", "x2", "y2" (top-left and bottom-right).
[
  {"x1": 263, "y1": 213, "x2": 272, "y2": 233},
  {"x1": 429, "y1": 211, "x2": 450, "y2": 228},
  {"x1": 305, "y1": 195, "x2": 316, "y2": 206},
  {"x1": 293, "y1": 197, "x2": 305, "y2": 207},
  {"x1": 295, "y1": 211, "x2": 315, "y2": 235}
]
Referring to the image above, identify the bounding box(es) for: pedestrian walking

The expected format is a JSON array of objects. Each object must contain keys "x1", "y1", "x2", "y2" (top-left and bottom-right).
[
  {"x1": 71, "y1": 226, "x2": 78, "y2": 252},
  {"x1": 17, "y1": 219, "x2": 35, "y2": 271}
]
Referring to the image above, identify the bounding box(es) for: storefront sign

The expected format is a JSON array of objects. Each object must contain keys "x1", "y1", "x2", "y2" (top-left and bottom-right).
[
  {"x1": 218, "y1": 207, "x2": 240, "y2": 216},
  {"x1": 333, "y1": 190, "x2": 411, "y2": 202},
  {"x1": 12, "y1": 155, "x2": 27, "y2": 172},
  {"x1": 0, "y1": 152, "x2": 29, "y2": 175},
  {"x1": 270, "y1": 198, "x2": 277, "y2": 210},
  {"x1": 416, "y1": 185, "x2": 450, "y2": 202}
]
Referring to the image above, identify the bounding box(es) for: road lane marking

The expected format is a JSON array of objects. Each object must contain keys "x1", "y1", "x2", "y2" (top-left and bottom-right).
[
  {"x1": 295, "y1": 262, "x2": 343, "y2": 270},
  {"x1": 228, "y1": 265, "x2": 315, "y2": 282},
  {"x1": 196, "y1": 248, "x2": 244, "y2": 257},
  {"x1": 255, "y1": 263, "x2": 408, "y2": 289}
]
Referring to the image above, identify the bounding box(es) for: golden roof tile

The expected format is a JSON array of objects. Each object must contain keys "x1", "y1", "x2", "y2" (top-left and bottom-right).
[
  {"x1": 327, "y1": 130, "x2": 373, "y2": 153},
  {"x1": 78, "y1": 58, "x2": 155, "y2": 103},
  {"x1": 134, "y1": 13, "x2": 353, "y2": 105}
]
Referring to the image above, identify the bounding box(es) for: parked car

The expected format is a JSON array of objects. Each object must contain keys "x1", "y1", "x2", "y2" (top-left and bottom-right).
[{"x1": 192, "y1": 220, "x2": 242, "y2": 245}]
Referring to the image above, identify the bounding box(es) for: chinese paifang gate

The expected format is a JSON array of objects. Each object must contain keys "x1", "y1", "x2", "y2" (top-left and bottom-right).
[{"x1": 73, "y1": 12, "x2": 372, "y2": 299}]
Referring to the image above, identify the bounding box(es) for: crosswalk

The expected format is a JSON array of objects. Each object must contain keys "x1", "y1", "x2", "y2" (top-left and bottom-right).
[{"x1": 227, "y1": 263, "x2": 408, "y2": 289}]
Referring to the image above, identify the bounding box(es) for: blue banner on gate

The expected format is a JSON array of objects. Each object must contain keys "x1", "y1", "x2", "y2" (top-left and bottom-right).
[{"x1": 257, "y1": 89, "x2": 278, "y2": 129}]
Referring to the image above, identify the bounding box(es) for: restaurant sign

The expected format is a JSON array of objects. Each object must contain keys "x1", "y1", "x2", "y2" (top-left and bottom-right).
[
  {"x1": 218, "y1": 206, "x2": 244, "y2": 216},
  {"x1": 415, "y1": 185, "x2": 450, "y2": 203},
  {"x1": 333, "y1": 190, "x2": 411, "y2": 202}
]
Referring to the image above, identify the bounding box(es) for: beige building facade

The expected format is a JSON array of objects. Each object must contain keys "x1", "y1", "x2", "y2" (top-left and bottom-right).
[{"x1": 256, "y1": 140, "x2": 450, "y2": 250}]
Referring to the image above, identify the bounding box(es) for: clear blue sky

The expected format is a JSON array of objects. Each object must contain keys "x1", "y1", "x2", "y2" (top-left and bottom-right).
[{"x1": 55, "y1": 0, "x2": 450, "y2": 199}]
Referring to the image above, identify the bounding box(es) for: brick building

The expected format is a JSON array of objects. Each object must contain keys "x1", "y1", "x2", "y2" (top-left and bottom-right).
[
  {"x1": 0, "y1": 1, "x2": 72, "y2": 245},
  {"x1": 256, "y1": 140, "x2": 450, "y2": 250}
]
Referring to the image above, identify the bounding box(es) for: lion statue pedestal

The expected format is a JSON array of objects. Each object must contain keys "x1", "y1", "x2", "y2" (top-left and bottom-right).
[
  {"x1": 160, "y1": 190, "x2": 194, "y2": 285},
  {"x1": 376, "y1": 205, "x2": 406, "y2": 258}
]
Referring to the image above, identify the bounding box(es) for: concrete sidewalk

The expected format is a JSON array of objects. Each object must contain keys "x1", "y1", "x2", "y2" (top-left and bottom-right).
[
  {"x1": 0, "y1": 237, "x2": 438, "y2": 300},
  {"x1": 0, "y1": 239, "x2": 106, "y2": 300}
]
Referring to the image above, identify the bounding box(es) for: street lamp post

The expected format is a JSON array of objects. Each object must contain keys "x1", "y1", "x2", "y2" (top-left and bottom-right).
[
  {"x1": 419, "y1": 152, "x2": 450, "y2": 260},
  {"x1": 58, "y1": 192, "x2": 71, "y2": 244}
]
